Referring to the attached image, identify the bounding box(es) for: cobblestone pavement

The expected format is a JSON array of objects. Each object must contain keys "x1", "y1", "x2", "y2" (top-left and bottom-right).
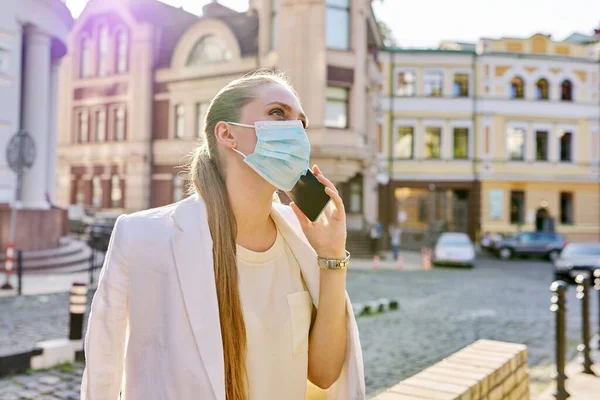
[{"x1": 0, "y1": 256, "x2": 597, "y2": 398}]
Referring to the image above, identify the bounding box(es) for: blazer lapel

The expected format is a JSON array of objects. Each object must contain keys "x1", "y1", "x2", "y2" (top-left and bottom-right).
[{"x1": 170, "y1": 195, "x2": 225, "y2": 400}]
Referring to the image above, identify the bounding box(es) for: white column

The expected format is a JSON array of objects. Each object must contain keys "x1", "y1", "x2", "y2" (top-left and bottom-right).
[
  {"x1": 20, "y1": 26, "x2": 51, "y2": 209},
  {"x1": 46, "y1": 60, "x2": 60, "y2": 203}
]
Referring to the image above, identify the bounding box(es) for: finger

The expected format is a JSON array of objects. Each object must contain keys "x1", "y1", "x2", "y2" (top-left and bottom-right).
[
  {"x1": 313, "y1": 164, "x2": 323, "y2": 176},
  {"x1": 325, "y1": 187, "x2": 345, "y2": 216},
  {"x1": 317, "y1": 173, "x2": 338, "y2": 194},
  {"x1": 290, "y1": 202, "x2": 311, "y2": 229}
]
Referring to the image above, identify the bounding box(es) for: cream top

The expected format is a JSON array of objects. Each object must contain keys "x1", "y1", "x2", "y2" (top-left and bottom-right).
[{"x1": 237, "y1": 230, "x2": 314, "y2": 400}]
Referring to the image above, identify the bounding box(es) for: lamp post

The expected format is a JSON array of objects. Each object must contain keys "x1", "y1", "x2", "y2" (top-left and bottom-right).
[{"x1": 2, "y1": 130, "x2": 36, "y2": 290}]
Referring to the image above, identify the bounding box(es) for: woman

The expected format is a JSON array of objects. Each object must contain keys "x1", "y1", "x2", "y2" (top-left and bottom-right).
[{"x1": 81, "y1": 71, "x2": 364, "y2": 400}]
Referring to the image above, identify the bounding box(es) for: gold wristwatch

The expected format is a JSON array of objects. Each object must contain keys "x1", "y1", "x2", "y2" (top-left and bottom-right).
[{"x1": 317, "y1": 251, "x2": 351, "y2": 270}]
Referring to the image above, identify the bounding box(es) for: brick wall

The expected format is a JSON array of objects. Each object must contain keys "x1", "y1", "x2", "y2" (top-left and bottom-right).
[{"x1": 372, "y1": 340, "x2": 530, "y2": 400}]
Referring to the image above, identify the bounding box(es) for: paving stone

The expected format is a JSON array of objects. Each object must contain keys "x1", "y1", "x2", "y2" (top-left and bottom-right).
[
  {"x1": 38, "y1": 375, "x2": 61, "y2": 386},
  {"x1": 16, "y1": 389, "x2": 39, "y2": 399},
  {"x1": 0, "y1": 256, "x2": 597, "y2": 397}
]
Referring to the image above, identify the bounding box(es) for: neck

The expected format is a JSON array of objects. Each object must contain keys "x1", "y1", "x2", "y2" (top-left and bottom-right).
[{"x1": 226, "y1": 178, "x2": 275, "y2": 245}]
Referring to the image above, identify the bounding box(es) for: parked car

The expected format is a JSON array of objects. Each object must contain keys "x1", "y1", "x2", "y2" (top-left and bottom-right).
[
  {"x1": 87, "y1": 212, "x2": 121, "y2": 252},
  {"x1": 554, "y1": 243, "x2": 600, "y2": 284},
  {"x1": 493, "y1": 231, "x2": 567, "y2": 261},
  {"x1": 433, "y1": 232, "x2": 476, "y2": 268}
]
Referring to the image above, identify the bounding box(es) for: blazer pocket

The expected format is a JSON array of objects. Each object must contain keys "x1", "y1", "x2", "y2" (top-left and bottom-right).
[{"x1": 287, "y1": 291, "x2": 313, "y2": 356}]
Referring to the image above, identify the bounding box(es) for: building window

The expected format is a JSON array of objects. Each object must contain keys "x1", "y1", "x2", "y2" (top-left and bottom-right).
[
  {"x1": 510, "y1": 190, "x2": 525, "y2": 225},
  {"x1": 80, "y1": 37, "x2": 91, "y2": 78},
  {"x1": 270, "y1": 0, "x2": 278, "y2": 50},
  {"x1": 325, "y1": 87, "x2": 348, "y2": 128},
  {"x1": 76, "y1": 179, "x2": 85, "y2": 205},
  {"x1": 348, "y1": 180, "x2": 362, "y2": 213},
  {"x1": 95, "y1": 109, "x2": 106, "y2": 142},
  {"x1": 92, "y1": 176, "x2": 102, "y2": 209},
  {"x1": 0, "y1": 48, "x2": 10, "y2": 74},
  {"x1": 174, "y1": 104, "x2": 185, "y2": 139},
  {"x1": 560, "y1": 192, "x2": 573, "y2": 224},
  {"x1": 536, "y1": 78, "x2": 549, "y2": 100},
  {"x1": 111, "y1": 175, "x2": 122, "y2": 208},
  {"x1": 326, "y1": 0, "x2": 350, "y2": 50},
  {"x1": 425, "y1": 127, "x2": 442, "y2": 159},
  {"x1": 114, "y1": 107, "x2": 126, "y2": 141},
  {"x1": 395, "y1": 126, "x2": 414, "y2": 159},
  {"x1": 196, "y1": 102, "x2": 209, "y2": 138},
  {"x1": 377, "y1": 123, "x2": 383, "y2": 153},
  {"x1": 172, "y1": 174, "x2": 185, "y2": 203},
  {"x1": 559, "y1": 131, "x2": 573, "y2": 162},
  {"x1": 453, "y1": 127, "x2": 469, "y2": 159},
  {"x1": 396, "y1": 70, "x2": 416, "y2": 96},
  {"x1": 507, "y1": 127, "x2": 525, "y2": 161},
  {"x1": 115, "y1": 30, "x2": 128, "y2": 73},
  {"x1": 535, "y1": 130, "x2": 548, "y2": 161},
  {"x1": 452, "y1": 73, "x2": 469, "y2": 97},
  {"x1": 78, "y1": 111, "x2": 89, "y2": 143},
  {"x1": 187, "y1": 35, "x2": 232, "y2": 65},
  {"x1": 561, "y1": 79, "x2": 573, "y2": 101},
  {"x1": 424, "y1": 71, "x2": 444, "y2": 97},
  {"x1": 98, "y1": 26, "x2": 109, "y2": 77},
  {"x1": 510, "y1": 76, "x2": 525, "y2": 99}
]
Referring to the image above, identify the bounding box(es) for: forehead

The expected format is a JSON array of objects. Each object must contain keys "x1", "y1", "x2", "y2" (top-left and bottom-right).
[{"x1": 255, "y1": 83, "x2": 304, "y2": 113}]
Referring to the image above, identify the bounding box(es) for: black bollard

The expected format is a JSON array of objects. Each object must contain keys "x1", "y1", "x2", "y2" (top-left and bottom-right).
[
  {"x1": 69, "y1": 282, "x2": 88, "y2": 341},
  {"x1": 575, "y1": 275, "x2": 595, "y2": 375},
  {"x1": 16, "y1": 250, "x2": 23, "y2": 296},
  {"x1": 550, "y1": 280, "x2": 570, "y2": 400},
  {"x1": 594, "y1": 269, "x2": 600, "y2": 349},
  {"x1": 89, "y1": 248, "x2": 95, "y2": 286}
]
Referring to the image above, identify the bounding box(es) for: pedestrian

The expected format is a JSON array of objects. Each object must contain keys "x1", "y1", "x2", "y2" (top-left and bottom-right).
[
  {"x1": 389, "y1": 223, "x2": 402, "y2": 261},
  {"x1": 81, "y1": 71, "x2": 364, "y2": 400},
  {"x1": 369, "y1": 220, "x2": 383, "y2": 257}
]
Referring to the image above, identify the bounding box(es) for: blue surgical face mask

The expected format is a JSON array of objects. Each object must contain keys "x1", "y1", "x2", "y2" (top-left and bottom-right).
[{"x1": 227, "y1": 120, "x2": 311, "y2": 192}]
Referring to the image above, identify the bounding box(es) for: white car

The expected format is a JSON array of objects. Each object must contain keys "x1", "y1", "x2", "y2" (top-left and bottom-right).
[{"x1": 433, "y1": 232, "x2": 476, "y2": 268}]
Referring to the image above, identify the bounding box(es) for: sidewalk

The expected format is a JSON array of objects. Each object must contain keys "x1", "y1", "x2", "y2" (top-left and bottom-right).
[
  {"x1": 352, "y1": 251, "x2": 424, "y2": 271},
  {"x1": 533, "y1": 341, "x2": 600, "y2": 399},
  {"x1": 0, "y1": 251, "x2": 426, "y2": 298},
  {"x1": 0, "y1": 271, "x2": 97, "y2": 298}
]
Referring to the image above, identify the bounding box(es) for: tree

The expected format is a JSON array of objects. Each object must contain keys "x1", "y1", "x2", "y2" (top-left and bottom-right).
[{"x1": 377, "y1": 20, "x2": 397, "y2": 48}]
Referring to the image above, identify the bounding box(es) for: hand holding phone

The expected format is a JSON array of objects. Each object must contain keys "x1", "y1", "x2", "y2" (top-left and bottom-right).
[{"x1": 287, "y1": 169, "x2": 331, "y2": 222}]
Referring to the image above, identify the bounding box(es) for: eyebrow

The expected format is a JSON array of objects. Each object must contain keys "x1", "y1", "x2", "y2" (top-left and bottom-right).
[{"x1": 265, "y1": 101, "x2": 308, "y2": 128}]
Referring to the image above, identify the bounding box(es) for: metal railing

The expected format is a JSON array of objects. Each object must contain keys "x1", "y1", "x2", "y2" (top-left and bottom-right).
[{"x1": 550, "y1": 270, "x2": 600, "y2": 400}]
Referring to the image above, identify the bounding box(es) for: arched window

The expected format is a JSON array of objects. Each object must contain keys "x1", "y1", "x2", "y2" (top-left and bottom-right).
[
  {"x1": 98, "y1": 26, "x2": 110, "y2": 76},
  {"x1": 535, "y1": 78, "x2": 549, "y2": 100},
  {"x1": 561, "y1": 79, "x2": 573, "y2": 101},
  {"x1": 186, "y1": 35, "x2": 232, "y2": 66},
  {"x1": 510, "y1": 76, "x2": 525, "y2": 99},
  {"x1": 115, "y1": 30, "x2": 128, "y2": 73},
  {"x1": 80, "y1": 37, "x2": 91, "y2": 78}
]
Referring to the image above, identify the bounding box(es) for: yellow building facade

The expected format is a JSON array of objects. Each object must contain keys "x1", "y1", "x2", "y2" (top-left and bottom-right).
[{"x1": 379, "y1": 34, "x2": 600, "y2": 244}]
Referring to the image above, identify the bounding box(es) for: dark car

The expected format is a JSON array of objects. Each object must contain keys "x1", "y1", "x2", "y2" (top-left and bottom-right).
[
  {"x1": 87, "y1": 213, "x2": 121, "y2": 252},
  {"x1": 554, "y1": 243, "x2": 600, "y2": 284},
  {"x1": 493, "y1": 231, "x2": 567, "y2": 261}
]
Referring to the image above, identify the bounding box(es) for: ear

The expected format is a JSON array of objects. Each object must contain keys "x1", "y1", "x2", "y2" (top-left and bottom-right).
[{"x1": 214, "y1": 121, "x2": 236, "y2": 149}]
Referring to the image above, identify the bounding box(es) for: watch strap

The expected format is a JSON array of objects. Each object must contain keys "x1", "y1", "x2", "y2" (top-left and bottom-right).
[{"x1": 317, "y1": 250, "x2": 351, "y2": 270}]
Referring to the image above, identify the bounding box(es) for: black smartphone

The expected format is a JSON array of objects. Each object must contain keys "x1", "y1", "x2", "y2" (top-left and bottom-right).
[{"x1": 288, "y1": 169, "x2": 331, "y2": 222}]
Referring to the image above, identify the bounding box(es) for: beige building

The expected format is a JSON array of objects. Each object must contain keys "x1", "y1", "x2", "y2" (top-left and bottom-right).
[
  {"x1": 379, "y1": 32, "x2": 600, "y2": 245},
  {"x1": 56, "y1": 0, "x2": 382, "y2": 233}
]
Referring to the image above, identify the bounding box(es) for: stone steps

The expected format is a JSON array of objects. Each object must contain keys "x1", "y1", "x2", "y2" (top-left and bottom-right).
[{"x1": 0, "y1": 237, "x2": 102, "y2": 274}]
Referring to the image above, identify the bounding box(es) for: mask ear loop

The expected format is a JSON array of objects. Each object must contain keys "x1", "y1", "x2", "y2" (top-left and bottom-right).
[{"x1": 225, "y1": 122, "x2": 254, "y2": 158}]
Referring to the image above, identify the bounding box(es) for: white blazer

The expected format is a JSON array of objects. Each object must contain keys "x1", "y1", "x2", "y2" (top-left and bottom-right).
[{"x1": 81, "y1": 194, "x2": 365, "y2": 400}]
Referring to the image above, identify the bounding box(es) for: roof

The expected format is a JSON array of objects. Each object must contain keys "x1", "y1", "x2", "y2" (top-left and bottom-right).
[
  {"x1": 381, "y1": 47, "x2": 476, "y2": 55},
  {"x1": 126, "y1": 0, "x2": 258, "y2": 68}
]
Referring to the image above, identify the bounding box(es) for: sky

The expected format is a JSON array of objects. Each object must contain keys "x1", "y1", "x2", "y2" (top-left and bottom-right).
[{"x1": 66, "y1": 0, "x2": 600, "y2": 48}]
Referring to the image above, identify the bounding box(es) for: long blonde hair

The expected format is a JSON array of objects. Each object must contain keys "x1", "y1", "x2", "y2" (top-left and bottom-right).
[{"x1": 187, "y1": 70, "x2": 297, "y2": 400}]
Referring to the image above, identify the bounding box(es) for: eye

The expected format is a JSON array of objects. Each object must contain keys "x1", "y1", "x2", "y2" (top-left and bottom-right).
[{"x1": 269, "y1": 108, "x2": 285, "y2": 118}]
